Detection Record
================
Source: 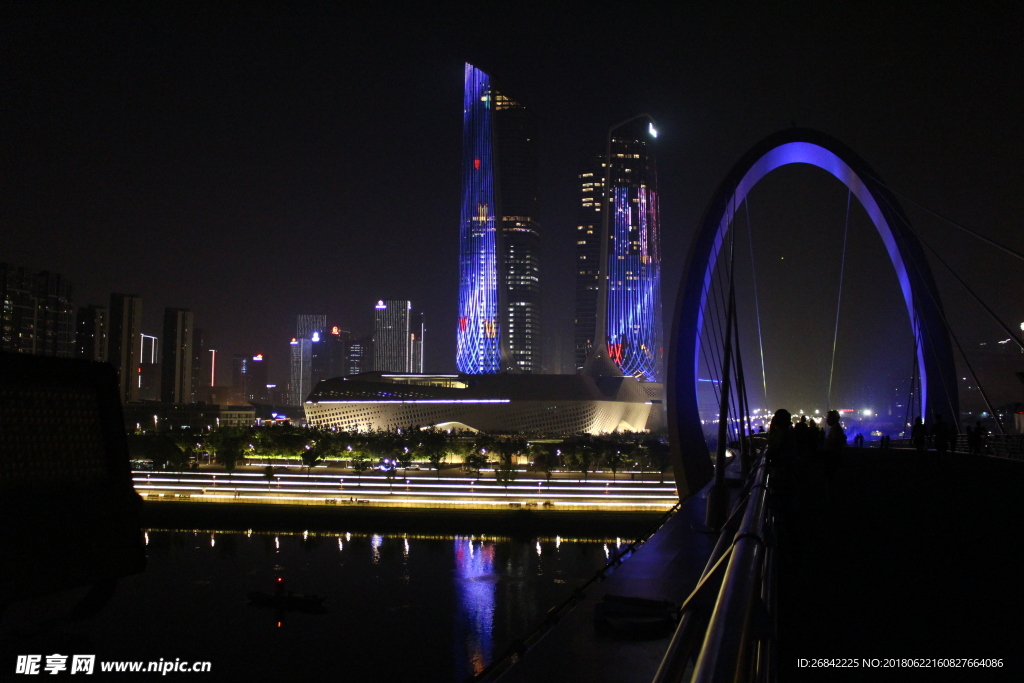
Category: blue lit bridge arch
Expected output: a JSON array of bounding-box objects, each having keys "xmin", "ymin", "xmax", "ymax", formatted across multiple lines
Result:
[{"xmin": 668, "ymin": 128, "xmax": 959, "ymax": 496}]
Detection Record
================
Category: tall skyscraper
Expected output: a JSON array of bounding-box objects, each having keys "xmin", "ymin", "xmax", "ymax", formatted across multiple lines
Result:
[
  {"xmin": 347, "ymin": 336, "xmax": 373, "ymax": 375},
  {"xmin": 410, "ymin": 311, "xmax": 425, "ymax": 374},
  {"xmin": 108, "ymin": 293, "xmax": 142, "ymax": 403},
  {"xmin": 456, "ymin": 63, "xmax": 541, "ymax": 375},
  {"xmin": 575, "ymin": 116, "xmax": 662, "ymax": 382},
  {"xmin": 290, "ymin": 314, "xmax": 326, "ymax": 406},
  {"xmin": 0, "ymin": 263, "xmax": 75, "ymax": 358},
  {"xmin": 574, "ymin": 158, "xmax": 605, "ymax": 371},
  {"xmin": 374, "ymin": 300, "xmax": 411, "ymax": 372},
  {"xmin": 161, "ymin": 308, "xmax": 194, "ymax": 404},
  {"xmin": 289, "ymin": 338, "xmax": 312, "ymax": 406},
  {"xmin": 75, "ymin": 304, "xmax": 109, "ymax": 362}
]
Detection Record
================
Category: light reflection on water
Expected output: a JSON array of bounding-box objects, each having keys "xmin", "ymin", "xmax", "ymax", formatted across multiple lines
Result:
[{"xmin": 112, "ymin": 528, "xmax": 629, "ymax": 680}]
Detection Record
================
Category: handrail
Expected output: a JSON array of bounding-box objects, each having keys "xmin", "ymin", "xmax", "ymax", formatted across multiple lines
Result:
[
  {"xmin": 652, "ymin": 450, "xmax": 767, "ymax": 683},
  {"xmin": 691, "ymin": 456, "xmax": 774, "ymax": 683}
]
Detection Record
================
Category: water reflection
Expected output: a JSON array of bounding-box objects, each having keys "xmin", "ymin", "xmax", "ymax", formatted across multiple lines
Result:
[
  {"xmin": 118, "ymin": 528, "xmax": 631, "ymax": 679},
  {"xmin": 454, "ymin": 537, "xmax": 496, "ymax": 675}
]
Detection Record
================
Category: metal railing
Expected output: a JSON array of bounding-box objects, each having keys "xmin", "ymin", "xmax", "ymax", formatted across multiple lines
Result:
[
  {"xmin": 652, "ymin": 451, "xmax": 776, "ymax": 683},
  {"xmin": 886, "ymin": 434, "xmax": 1024, "ymax": 460}
]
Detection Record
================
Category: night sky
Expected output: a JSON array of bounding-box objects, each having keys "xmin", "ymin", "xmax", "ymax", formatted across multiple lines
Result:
[{"xmin": 3, "ymin": 4, "xmax": 1022, "ymax": 414}]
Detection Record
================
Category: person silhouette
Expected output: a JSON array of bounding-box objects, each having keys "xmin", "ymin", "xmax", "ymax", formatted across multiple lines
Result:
[
  {"xmin": 824, "ymin": 410, "xmax": 846, "ymax": 479},
  {"xmin": 911, "ymin": 416, "xmax": 927, "ymax": 454}
]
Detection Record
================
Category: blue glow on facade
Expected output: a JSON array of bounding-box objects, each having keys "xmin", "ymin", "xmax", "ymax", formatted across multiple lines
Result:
[
  {"xmin": 606, "ymin": 185, "xmax": 662, "ymax": 381},
  {"xmin": 457, "ymin": 64, "xmax": 500, "ymax": 374}
]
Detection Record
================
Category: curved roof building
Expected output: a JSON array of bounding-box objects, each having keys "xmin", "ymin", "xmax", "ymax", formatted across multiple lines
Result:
[{"xmin": 303, "ymin": 373, "xmax": 655, "ymax": 435}]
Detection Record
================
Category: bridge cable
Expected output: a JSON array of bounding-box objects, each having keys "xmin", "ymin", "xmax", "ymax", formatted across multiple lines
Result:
[
  {"xmin": 871, "ymin": 194, "xmax": 1003, "ymax": 433},
  {"xmin": 699, "ymin": 258, "xmax": 727, "ymax": 409},
  {"xmin": 900, "ymin": 220, "xmax": 1024, "ymax": 352},
  {"xmin": 864, "ymin": 174, "xmax": 1024, "ymax": 263},
  {"xmin": 744, "ymin": 198, "xmax": 769, "ymax": 412},
  {"xmin": 826, "ymin": 189, "xmax": 853, "ymax": 411}
]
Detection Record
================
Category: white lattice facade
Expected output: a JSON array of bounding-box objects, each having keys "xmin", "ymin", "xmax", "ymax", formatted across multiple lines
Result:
[{"xmin": 303, "ymin": 373, "xmax": 652, "ymax": 435}]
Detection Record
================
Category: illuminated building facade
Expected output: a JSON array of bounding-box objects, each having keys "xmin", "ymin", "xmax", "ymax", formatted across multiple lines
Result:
[
  {"xmin": 289, "ymin": 338, "xmax": 312, "ymax": 406},
  {"xmin": 374, "ymin": 300, "xmax": 412, "ymax": 372},
  {"xmin": 304, "ymin": 372, "xmax": 652, "ymax": 435},
  {"xmin": 160, "ymin": 308, "xmax": 194, "ymax": 404},
  {"xmin": 347, "ymin": 336, "xmax": 373, "ymax": 375},
  {"xmin": 0, "ymin": 263, "xmax": 75, "ymax": 358},
  {"xmin": 576, "ymin": 117, "xmax": 662, "ymax": 381},
  {"xmin": 573, "ymin": 158, "xmax": 605, "ymax": 371},
  {"xmin": 457, "ymin": 63, "xmax": 541, "ymax": 375}
]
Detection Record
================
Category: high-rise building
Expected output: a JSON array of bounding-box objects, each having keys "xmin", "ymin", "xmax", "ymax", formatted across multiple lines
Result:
[
  {"xmin": 289, "ymin": 338, "xmax": 312, "ymax": 406},
  {"xmin": 313, "ymin": 325, "xmax": 349, "ymax": 384},
  {"xmin": 75, "ymin": 304, "xmax": 109, "ymax": 362},
  {"xmin": 108, "ymin": 293, "xmax": 142, "ymax": 403},
  {"xmin": 0, "ymin": 263, "xmax": 75, "ymax": 358},
  {"xmin": 456, "ymin": 63, "xmax": 541, "ymax": 375},
  {"xmin": 161, "ymin": 308, "xmax": 194, "ymax": 404},
  {"xmin": 574, "ymin": 158, "xmax": 605, "ymax": 371},
  {"xmin": 233, "ymin": 353, "xmax": 269, "ymax": 404},
  {"xmin": 347, "ymin": 336, "xmax": 373, "ymax": 375},
  {"xmin": 374, "ymin": 300, "xmax": 411, "ymax": 372},
  {"xmin": 297, "ymin": 314, "xmax": 327, "ymax": 341},
  {"xmin": 138, "ymin": 333, "xmax": 160, "ymax": 401},
  {"xmin": 576, "ymin": 116, "xmax": 662, "ymax": 381},
  {"xmin": 190, "ymin": 327, "xmax": 208, "ymax": 402},
  {"xmin": 410, "ymin": 312, "xmax": 425, "ymax": 374}
]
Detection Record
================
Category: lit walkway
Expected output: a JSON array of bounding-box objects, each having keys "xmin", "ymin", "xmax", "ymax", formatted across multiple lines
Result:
[{"xmin": 134, "ymin": 469, "xmax": 679, "ymax": 512}]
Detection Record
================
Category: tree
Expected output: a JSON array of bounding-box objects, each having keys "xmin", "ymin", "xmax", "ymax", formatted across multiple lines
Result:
[
  {"xmin": 417, "ymin": 427, "xmax": 449, "ymax": 479},
  {"xmin": 646, "ymin": 437, "xmax": 671, "ymax": 484},
  {"xmin": 493, "ymin": 436, "xmax": 526, "ymax": 491},
  {"xmin": 301, "ymin": 442, "xmax": 325, "ymax": 474},
  {"xmin": 563, "ymin": 438, "xmax": 595, "ymax": 481},
  {"xmin": 463, "ymin": 452, "xmax": 489, "ymax": 477},
  {"xmin": 605, "ymin": 444, "xmax": 628, "ymax": 481},
  {"xmin": 205, "ymin": 427, "xmax": 248, "ymax": 473},
  {"xmin": 350, "ymin": 452, "xmax": 370, "ymax": 486},
  {"xmin": 529, "ymin": 443, "xmax": 556, "ymax": 485}
]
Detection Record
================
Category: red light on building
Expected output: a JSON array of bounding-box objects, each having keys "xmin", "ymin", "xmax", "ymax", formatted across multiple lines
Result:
[{"xmin": 474, "ymin": 158, "xmax": 481, "ymax": 170}]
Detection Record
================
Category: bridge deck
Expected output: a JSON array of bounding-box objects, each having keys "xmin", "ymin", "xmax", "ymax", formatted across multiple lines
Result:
[
  {"xmin": 778, "ymin": 447, "xmax": 1024, "ymax": 679},
  {"xmin": 496, "ymin": 448, "xmax": 1024, "ymax": 681}
]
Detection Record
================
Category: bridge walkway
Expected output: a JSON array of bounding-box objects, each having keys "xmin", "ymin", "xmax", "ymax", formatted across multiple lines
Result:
[{"xmin": 777, "ymin": 447, "xmax": 1024, "ymax": 680}]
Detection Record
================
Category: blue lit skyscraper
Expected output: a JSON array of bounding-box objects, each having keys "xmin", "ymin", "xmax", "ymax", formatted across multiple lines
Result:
[
  {"xmin": 578, "ymin": 116, "xmax": 662, "ymax": 381},
  {"xmin": 457, "ymin": 63, "xmax": 541, "ymax": 374}
]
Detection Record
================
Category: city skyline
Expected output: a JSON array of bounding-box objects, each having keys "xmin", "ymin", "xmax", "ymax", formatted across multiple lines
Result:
[{"xmin": 3, "ymin": 5, "xmax": 1022, "ymax": 412}]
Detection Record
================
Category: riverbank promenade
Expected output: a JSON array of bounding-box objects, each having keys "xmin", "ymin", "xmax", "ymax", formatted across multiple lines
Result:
[{"xmin": 134, "ymin": 463, "xmax": 678, "ymax": 513}]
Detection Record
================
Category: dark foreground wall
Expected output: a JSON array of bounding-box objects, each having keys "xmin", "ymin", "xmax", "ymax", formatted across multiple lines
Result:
[{"xmin": 142, "ymin": 501, "xmax": 664, "ymax": 539}]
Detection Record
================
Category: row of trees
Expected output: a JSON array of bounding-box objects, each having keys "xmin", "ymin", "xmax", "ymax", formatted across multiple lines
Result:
[{"xmin": 127, "ymin": 426, "xmax": 673, "ymax": 483}]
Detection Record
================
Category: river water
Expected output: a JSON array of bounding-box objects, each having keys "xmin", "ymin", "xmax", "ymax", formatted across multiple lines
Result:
[{"xmin": 4, "ymin": 527, "xmax": 637, "ymax": 681}]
